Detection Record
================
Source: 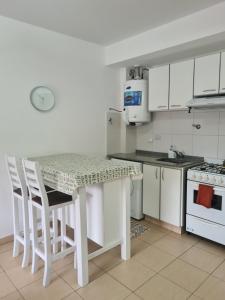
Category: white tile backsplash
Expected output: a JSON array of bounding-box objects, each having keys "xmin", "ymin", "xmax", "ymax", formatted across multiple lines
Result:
[
  {"xmin": 218, "ymin": 135, "xmax": 225, "ymax": 159},
  {"xmin": 171, "ymin": 134, "xmax": 193, "ymax": 155},
  {"xmin": 193, "ymin": 111, "xmax": 220, "ymax": 135},
  {"xmin": 219, "ymin": 112, "xmax": 225, "ymax": 135},
  {"xmin": 136, "ymin": 110, "xmax": 224, "ymax": 160},
  {"xmin": 192, "ymin": 135, "xmax": 218, "ymax": 158}
]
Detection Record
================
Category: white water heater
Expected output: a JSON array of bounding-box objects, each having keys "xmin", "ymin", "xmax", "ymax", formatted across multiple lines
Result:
[{"xmin": 124, "ymin": 79, "xmax": 150, "ymax": 126}]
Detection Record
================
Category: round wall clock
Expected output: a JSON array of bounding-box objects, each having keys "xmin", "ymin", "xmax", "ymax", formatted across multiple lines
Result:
[{"xmin": 30, "ymin": 86, "xmax": 55, "ymax": 112}]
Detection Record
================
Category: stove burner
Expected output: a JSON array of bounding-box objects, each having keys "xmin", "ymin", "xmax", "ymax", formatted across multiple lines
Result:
[{"xmin": 191, "ymin": 163, "xmax": 225, "ymax": 175}]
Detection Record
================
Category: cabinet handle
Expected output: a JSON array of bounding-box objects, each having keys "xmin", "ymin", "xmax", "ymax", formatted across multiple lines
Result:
[
  {"xmin": 221, "ymin": 88, "xmax": 225, "ymax": 90},
  {"xmin": 162, "ymin": 168, "xmax": 164, "ymax": 181},
  {"xmin": 170, "ymin": 105, "xmax": 181, "ymax": 107},
  {"xmin": 157, "ymin": 105, "xmax": 167, "ymax": 108},
  {"xmin": 155, "ymin": 168, "xmax": 158, "ymax": 179},
  {"xmin": 202, "ymin": 89, "xmax": 216, "ymax": 92}
]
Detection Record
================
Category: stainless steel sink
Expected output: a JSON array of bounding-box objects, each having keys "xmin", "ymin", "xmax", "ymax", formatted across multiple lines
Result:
[{"xmin": 157, "ymin": 158, "xmax": 191, "ymax": 164}]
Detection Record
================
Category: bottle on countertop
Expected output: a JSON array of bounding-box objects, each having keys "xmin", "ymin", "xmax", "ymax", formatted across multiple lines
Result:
[{"xmin": 168, "ymin": 145, "xmax": 177, "ymax": 159}]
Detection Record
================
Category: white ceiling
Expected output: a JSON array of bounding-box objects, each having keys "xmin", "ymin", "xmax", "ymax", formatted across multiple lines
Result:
[{"xmin": 0, "ymin": 0, "xmax": 224, "ymax": 45}]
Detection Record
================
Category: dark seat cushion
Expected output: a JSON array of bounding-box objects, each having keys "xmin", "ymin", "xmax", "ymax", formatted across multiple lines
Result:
[
  {"xmin": 14, "ymin": 185, "xmax": 54, "ymax": 197},
  {"xmin": 32, "ymin": 191, "xmax": 72, "ymax": 207}
]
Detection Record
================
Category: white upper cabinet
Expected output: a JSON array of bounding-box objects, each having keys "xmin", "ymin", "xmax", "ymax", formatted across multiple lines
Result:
[
  {"xmin": 194, "ymin": 53, "xmax": 220, "ymax": 96},
  {"xmin": 220, "ymin": 51, "xmax": 225, "ymax": 94},
  {"xmin": 148, "ymin": 65, "xmax": 169, "ymax": 111},
  {"xmin": 169, "ymin": 59, "xmax": 194, "ymax": 110}
]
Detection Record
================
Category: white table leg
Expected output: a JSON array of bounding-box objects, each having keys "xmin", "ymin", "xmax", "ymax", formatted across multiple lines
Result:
[
  {"xmin": 121, "ymin": 176, "xmax": 131, "ymax": 260},
  {"xmin": 74, "ymin": 187, "xmax": 89, "ymax": 287}
]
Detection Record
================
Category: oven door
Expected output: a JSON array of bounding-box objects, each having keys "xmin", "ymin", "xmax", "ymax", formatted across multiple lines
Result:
[{"xmin": 187, "ymin": 180, "xmax": 225, "ymax": 226}]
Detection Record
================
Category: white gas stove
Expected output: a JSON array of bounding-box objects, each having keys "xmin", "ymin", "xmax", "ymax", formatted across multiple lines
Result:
[
  {"xmin": 186, "ymin": 162, "xmax": 225, "ymax": 245},
  {"xmin": 187, "ymin": 163, "xmax": 225, "ymax": 187}
]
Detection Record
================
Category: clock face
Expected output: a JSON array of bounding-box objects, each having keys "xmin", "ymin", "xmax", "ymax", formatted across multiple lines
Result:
[{"xmin": 30, "ymin": 86, "xmax": 55, "ymax": 111}]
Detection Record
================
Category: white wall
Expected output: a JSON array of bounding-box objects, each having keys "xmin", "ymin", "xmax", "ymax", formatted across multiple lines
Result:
[
  {"xmin": 0, "ymin": 16, "xmax": 120, "ymax": 238},
  {"xmin": 137, "ymin": 110, "xmax": 225, "ymax": 162}
]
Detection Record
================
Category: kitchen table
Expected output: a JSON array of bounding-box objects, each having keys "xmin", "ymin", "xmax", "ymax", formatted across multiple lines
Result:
[{"xmin": 32, "ymin": 153, "xmax": 142, "ymax": 286}]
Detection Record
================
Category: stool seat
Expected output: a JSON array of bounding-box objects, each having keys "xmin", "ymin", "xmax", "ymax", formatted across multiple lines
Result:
[{"xmin": 33, "ymin": 191, "xmax": 72, "ymax": 207}]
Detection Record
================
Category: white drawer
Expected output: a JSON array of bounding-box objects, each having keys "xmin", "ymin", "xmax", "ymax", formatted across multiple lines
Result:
[{"xmin": 186, "ymin": 214, "xmax": 225, "ymax": 245}]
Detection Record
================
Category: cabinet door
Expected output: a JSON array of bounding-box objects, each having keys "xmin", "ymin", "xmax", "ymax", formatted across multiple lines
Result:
[
  {"xmin": 160, "ymin": 167, "xmax": 181, "ymax": 227},
  {"xmin": 169, "ymin": 59, "xmax": 194, "ymax": 110},
  {"xmin": 220, "ymin": 51, "xmax": 225, "ymax": 94},
  {"xmin": 143, "ymin": 164, "xmax": 160, "ymax": 219},
  {"xmin": 148, "ymin": 65, "xmax": 169, "ymax": 111},
  {"xmin": 194, "ymin": 53, "xmax": 220, "ymax": 96}
]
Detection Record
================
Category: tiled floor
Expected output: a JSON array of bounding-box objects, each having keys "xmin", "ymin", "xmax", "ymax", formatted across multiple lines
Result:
[{"xmin": 1, "ymin": 221, "xmax": 225, "ymax": 299}]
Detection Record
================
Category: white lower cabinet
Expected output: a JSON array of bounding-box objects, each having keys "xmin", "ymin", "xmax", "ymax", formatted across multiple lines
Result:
[
  {"xmin": 143, "ymin": 164, "xmax": 160, "ymax": 219},
  {"xmin": 160, "ymin": 167, "xmax": 182, "ymax": 227},
  {"xmin": 143, "ymin": 164, "xmax": 182, "ymax": 227}
]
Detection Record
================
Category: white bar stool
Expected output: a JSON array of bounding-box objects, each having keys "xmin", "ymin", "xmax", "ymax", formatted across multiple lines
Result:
[
  {"xmin": 22, "ymin": 159, "xmax": 76, "ymax": 287},
  {"xmin": 6, "ymin": 156, "xmax": 30, "ymax": 268}
]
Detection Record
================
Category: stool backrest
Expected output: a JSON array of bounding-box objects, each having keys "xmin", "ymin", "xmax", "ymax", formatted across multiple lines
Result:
[
  {"xmin": 6, "ymin": 155, "xmax": 27, "ymax": 199},
  {"xmin": 22, "ymin": 159, "xmax": 49, "ymax": 210}
]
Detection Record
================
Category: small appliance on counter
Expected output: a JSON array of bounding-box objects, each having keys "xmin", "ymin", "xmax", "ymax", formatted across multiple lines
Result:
[{"xmin": 186, "ymin": 162, "xmax": 225, "ymax": 245}]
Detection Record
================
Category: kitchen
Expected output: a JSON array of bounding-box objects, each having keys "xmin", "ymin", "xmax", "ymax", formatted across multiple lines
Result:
[{"xmin": 1, "ymin": 1, "xmax": 225, "ymax": 300}]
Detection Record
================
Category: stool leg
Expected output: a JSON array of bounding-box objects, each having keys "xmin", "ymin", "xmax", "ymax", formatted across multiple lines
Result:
[
  {"xmin": 31, "ymin": 205, "xmax": 38, "ymax": 274},
  {"xmin": 61, "ymin": 207, "xmax": 66, "ymax": 251},
  {"xmin": 22, "ymin": 200, "xmax": 30, "ymax": 268},
  {"xmin": 12, "ymin": 196, "xmax": 20, "ymax": 257},
  {"xmin": 52, "ymin": 210, "xmax": 58, "ymax": 254},
  {"xmin": 42, "ymin": 210, "xmax": 52, "ymax": 287}
]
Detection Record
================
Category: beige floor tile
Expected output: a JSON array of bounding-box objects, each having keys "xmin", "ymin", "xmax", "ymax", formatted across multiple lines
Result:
[
  {"xmin": 135, "ymin": 274, "xmax": 190, "ymax": 300},
  {"xmin": 20, "ymin": 276, "xmax": 73, "ymax": 300},
  {"xmin": 56, "ymin": 261, "xmax": 103, "ymax": 290},
  {"xmin": 124, "ymin": 293, "xmax": 141, "ymax": 300},
  {"xmin": 153, "ymin": 235, "xmax": 193, "ymax": 257},
  {"xmin": 107, "ymin": 238, "xmax": 149, "ymax": 259},
  {"xmin": 134, "ymin": 245, "xmax": 175, "ymax": 272},
  {"xmin": 6, "ymin": 264, "xmax": 45, "ymax": 289},
  {"xmin": 160, "ymin": 259, "xmax": 208, "ymax": 293},
  {"xmin": 194, "ymin": 275, "xmax": 225, "ymax": 300},
  {"xmin": 0, "ymin": 242, "xmax": 13, "ymax": 254},
  {"xmin": 0, "ymin": 266, "xmax": 3, "ymax": 273},
  {"xmin": 195, "ymin": 240, "xmax": 225, "ymax": 258},
  {"xmin": 108, "ymin": 258, "xmax": 155, "ymax": 290},
  {"xmin": 137, "ymin": 228, "xmax": 167, "ymax": 244},
  {"xmin": 77, "ymin": 273, "xmax": 130, "ymax": 300},
  {"xmin": 145, "ymin": 221, "xmax": 170, "ymax": 234},
  {"xmin": 188, "ymin": 295, "xmax": 201, "ymax": 300},
  {"xmin": 0, "ymin": 251, "xmax": 23, "ymax": 271},
  {"xmin": 0, "ymin": 273, "xmax": 16, "ymax": 298},
  {"xmin": 130, "ymin": 238, "xmax": 150, "ymax": 256},
  {"xmin": 0, "ymin": 290, "xmax": 24, "ymax": 300},
  {"xmin": 169, "ymin": 232, "xmax": 199, "ymax": 246},
  {"xmin": 213, "ymin": 260, "xmax": 225, "ymax": 281},
  {"xmin": 52, "ymin": 253, "xmax": 74, "ymax": 271},
  {"xmin": 91, "ymin": 249, "xmax": 122, "ymax": 271},
  {"xmin": 62, "ymin": 291, "xmax": 82, "ymax": 300},
  {"xmin": 180, "ymin": 246, "xmax": 224, "ymax": 273}
]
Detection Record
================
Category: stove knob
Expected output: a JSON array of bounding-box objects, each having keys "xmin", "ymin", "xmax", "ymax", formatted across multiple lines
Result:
[
  {"xmin": 199, "ymin": 175, "xmax": 203, "ymax": 180},
  {"xmin": 213, "ymin": 176, "xmax": 217, "ymax": 184},
  {"xmin": 220, "ymin": 177, "xmax": 224, "ymax": 185},
  {"xmin": 205, "ymin": 175, "xmax": 209, "ymax": 182}
]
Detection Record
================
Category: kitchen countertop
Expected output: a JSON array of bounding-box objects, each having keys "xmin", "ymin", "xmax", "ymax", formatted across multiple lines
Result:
[{"xmin": 108, "ymin": 150, "xmax": 204, "ymax": 170}]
